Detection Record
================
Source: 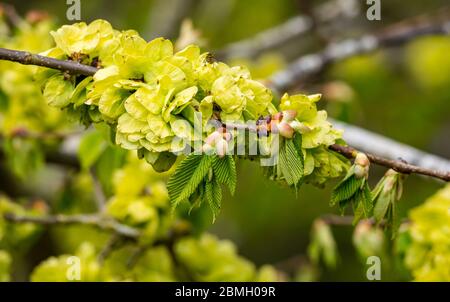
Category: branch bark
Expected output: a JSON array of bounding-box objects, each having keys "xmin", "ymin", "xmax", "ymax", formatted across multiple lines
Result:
[
  {"xmin": 3, "ymin": 213, "xmax": 140, "ymax": 238},
  {"xmin": 223, "ymin": 120, "xmax": 450, "ymax": 182},
  {"xmin": 320, "ymin": 214, "xmax": 410, "ymax": 227},
  {"xmin": 331, "ymin": 119, "xmax": 450, "ymax": 181},
  {"xmin": 215, "ymin": 0, "xmax": 361, "ymax": 60},
  {"xmin": 0, "ymin": 48, "xmax": 98, "ymax": 76},
  {"xmin": 329, "ymin": 144, "xmax": 450, "ymax": 181},
  {"xmin": 268, "ymin": 19, "xmax": 450, "ymax": 92}
]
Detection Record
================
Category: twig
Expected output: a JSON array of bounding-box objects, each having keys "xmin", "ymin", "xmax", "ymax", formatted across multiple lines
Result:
[
  {"xmin": 144, "ymin": 0, "xmax": 197, "ymax": 40},
  {"xmin": 98, "ymin": 234, "xmax": 125, "ymax": 263},
  {"xmin": 0, "ymin": 48, "xmax": 98, "ymax": 76},
  {"xmin": 320, "ymin": 214, "xmax": 410, "ymax": 227},
  {"xmin": 215, "ymin": 0, "xmax": 360, "ymax": 60},
  {"xmin": 331, "ymin": 119, "xmax": 450, "ymax": 180},
  {"xmin": 90, "ymin": 168, "xmax": 107, "ymax": 212},
  {"xmin": 268, "ymin": 19, "xmax": 450, "ymax": 92},
  {"xmin": 329, "ymin": 144, "xmax": 450, "ymax": 182},
  {"xmin": 3, "ymin": 213, "xmax": 140, "ymax": 238},
  {"xmin": 0, "ymin": 129, "xmax": 82, "ymax": 140},
  {"xmin": 223, "ymin": 120, "xmax": 450, "ymax": 182},
  {"xmin": 320, "ymin": 215, "xmax": 355, "ymax": 226},
  {"xmin": 0, "ymin": 3, "xmax": 23, "ymax": 28}
]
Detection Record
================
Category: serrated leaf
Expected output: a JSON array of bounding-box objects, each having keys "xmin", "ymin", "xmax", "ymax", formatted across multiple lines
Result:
[
  {"xmin": 167, "ymin": 154, "xmax": 212, "ymax": 207},
  {"xmin": 373, "ymin": 191, "xmax": 391, "ymax": 223},
  {"xmin": 362, "ymin": 181, "xmax": 373, "ymax": 216},
  {"xmin": 278, "ymin": 136, "xmax": 304, "ymax": 188},
  {"xmin": 204, "ymin": 177, "xmax": 222, "ymax": 222},
  {"xmin": 286, "ymin": 135, "xmax": 304, "ymax": 185},
  {"xmin": 331, "ymin": 174, "xmax": 363, "ymax": 206},
  {"xmin": 212, "ymin": 156, "xmax": 237, "ymax": 195},
  {"xmin": 389, "ymin": 200, "xmax": 400, "ymax": 239},
  {"xmin": 351, "ymin": 181, "xmax": 372, "ymax": 224}
]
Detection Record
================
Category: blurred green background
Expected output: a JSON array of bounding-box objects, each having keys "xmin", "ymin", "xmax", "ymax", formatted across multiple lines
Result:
[{"xmin": 2, "ymin": 0, "xmax": 450, "ymax": 281}]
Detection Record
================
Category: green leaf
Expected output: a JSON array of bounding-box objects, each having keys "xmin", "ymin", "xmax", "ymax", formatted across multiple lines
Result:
[
  {"xmin": 388, "ymin": 200, "xmax": 399, "ymax": 239},
  {"xmin": 167, "ymin": 154, "xmax": 213, "ymax": 207},
  {"xmin": 278, "ymin": 135, "xmax": 304, "ymax": 188},
  {"xmin": 361, "ymin": 181, "xmax": 373, "ymax": 216},
  {"xmin": 78, "ymin": 131, "xmax": 108, "ymax": 170},
  {"xmin": 352, "ymin": 181, "xmax": 372, "ymax": 224},
  {"xmin": 373, "ymin": 191, "xmax": 391, "ymax": 223},
  {"xmin": 330, "ymin": 174, "xmax": 363, "ymax": 206},
  {"xmin": 204, "ymin": 178, "xmax": 223, "ymax": 222},
  {"xmin": 212, "ymin": 156, "xmax": 237, "ymax": 195}
]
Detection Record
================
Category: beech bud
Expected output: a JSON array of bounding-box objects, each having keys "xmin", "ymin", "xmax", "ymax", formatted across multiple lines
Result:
[
  {"xmin": 277, "ymin": 121, "xmax": 294, "ymax": 139},
  {"xmin": 223, "ymin": 132, "xmax": 233, "ymax": 142},
  {"xmin": 354, "ymin": 165, "xmax": 368, "ymax": 179},
  {"xmin": 290, "ymin": 120, "xmax": 312, "ymax": 133},
  {"xmin": 355, "ymin": 152, "xmax": 370, "ymax": 168},
  {"xmin": 205, "ymin": 131, "xmax": 222, "ymax": 146},
  {"xmin": 257, "ymin": 123, "xmax": 269, "ymax": 137},
  {"xmin": 272, "ymin": 112, "xmax": 283, "ymax": 122},
  {"xmin": 215, "ymin": 139, "xmax": 228, "ymax": 158},
  {"xmin": 282, "ymin": 110, "xmax": 297, "ymax": 122}
]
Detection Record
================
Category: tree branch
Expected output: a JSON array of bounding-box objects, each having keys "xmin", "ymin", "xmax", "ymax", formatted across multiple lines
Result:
[
  {"xmin": 3, "ymin": 213, "xmax": 140, "ymax": 238},
  {"xmin": 0, "ymin": 48, "xmax": 98, "ymax": 76},
  {"xmin": 223, "ymin": 120, "xmax": 450, "ymax": 182},
  {"xmin": 268, "ymin": 18, "xmax": 450, "ymax": 92},
  {"xmin": 0, "ymin": 3, "xmax": 23, "ymax": 28},
  {"xmin": 320, "ymin": 214, "xmax": 410, "ymax": 227},
  {"xmin": 329, "ymin": 144, "xmax": 450, "ymax": 181},
  {"xmin": 0, "ymin": 23, "xmax": 448, "ymax": 181},
  {"xmin": 331, "ymin": 119, "xmax": 450, "ymax": 180},
  {"xmin": 90, "ymin": 168, "xmax": 107, "ymax": 212},
  {"xmin": 215, "ymin": 0, "xmax": 361, "ymax": 60}
]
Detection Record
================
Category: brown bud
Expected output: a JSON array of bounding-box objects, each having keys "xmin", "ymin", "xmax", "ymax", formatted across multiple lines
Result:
[
  {"xmin": 277, "ymin": 121, "xmax": 294, "ymax": 139},
  {"xmin": 355, "ymin": 152, "xmax": 370, "ymax": 168},
  {"xmin": 282, "ymin": 110, "xmax": 297, "ymax": 122},
  {"xmin": 355, "ymin": 164, "xmax": 370, "ymax": 179},
  {"xmin": 223, "ymin": 132, "xmax": 233, "ymax": 142},
  {"xmin": 215, "ymin": 139, "xmax": 228, "ymax": 158},
  {"xmin": 272, "ymin": 112, "xmax": 283, "ymax": 122},
  {"xmin": 205, "ymin": 131, "xmax": 222, "ymax": 146}
]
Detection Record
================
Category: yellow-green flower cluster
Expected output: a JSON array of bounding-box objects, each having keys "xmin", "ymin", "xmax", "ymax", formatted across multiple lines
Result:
[
  {"xmin": 31, "ymin": 234, "xmax": 280, "ymax": 282},
  {"xmin": 105, "ymin": 155, "xmax": 173, "ymax": 243},
  {"xmin": 403, "ymin": 184, "xmax": 450, "ymax": 281},
  {"xmin": 40, "ymin": 20, "xmax": 346, "ymax": 184},
  {"xmin": 0, "ymin": 16, "xmax": 68, "ymax": 134},
  {"xmin": 40, "ymin": 20, "xmax": 276, "ymax": 154},
  {"xmin": 279, "ymin": 93, "xmax": 348, "ymax": 185},
  {"xmin": 0, "ymin": 196, "xmax": 45, "ymax": 252},
  {"xmin": 174, "ymin": 234, "xmax": 280, "ymax": 282}
]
